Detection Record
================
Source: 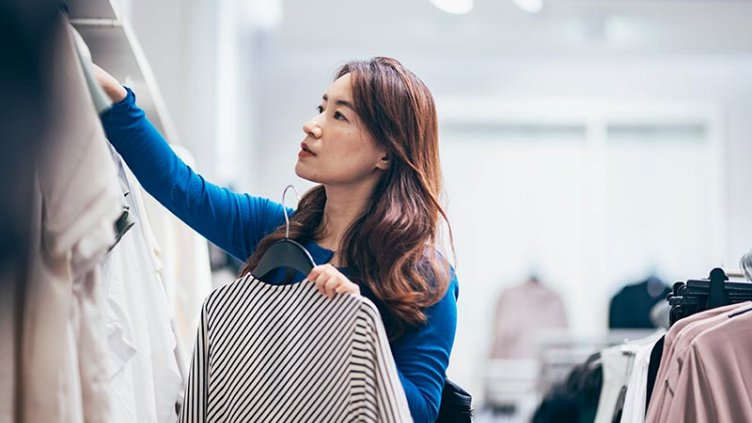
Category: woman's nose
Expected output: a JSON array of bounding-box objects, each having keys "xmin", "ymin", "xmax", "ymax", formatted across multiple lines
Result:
[{"xmin": 302, "ymin": 119, "xmax": 323, "ymax": 138}]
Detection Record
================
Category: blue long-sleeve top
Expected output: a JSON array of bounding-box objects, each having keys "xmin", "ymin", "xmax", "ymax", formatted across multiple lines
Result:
[{"xmin": 101, "ymin": 88, "xmax": 458, "ymax": 423}]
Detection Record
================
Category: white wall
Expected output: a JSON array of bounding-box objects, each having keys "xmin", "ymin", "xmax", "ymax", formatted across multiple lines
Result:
[{"xmin": 120, "ymin": 0, "xmax": 220, "ymax": 177}]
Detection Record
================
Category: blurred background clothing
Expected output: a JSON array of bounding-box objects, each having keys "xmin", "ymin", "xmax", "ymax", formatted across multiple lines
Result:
[
  {"xmin": 1, "ymin": 2, "xmax": 58, "ymax": 420},
  {"xmin": 490, "ymin": 278, "xmax": 568, "ymax": 359},
  {"xmin": 609, "ymin": 277, "xmax": 671, "ymax": 329}
]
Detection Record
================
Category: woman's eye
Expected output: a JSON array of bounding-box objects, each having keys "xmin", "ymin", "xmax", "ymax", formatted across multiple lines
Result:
[
  {"xmin": 316, "ymin": 105, "xmax": 324, "ymax": 114},
  {"xmin": 334, "ymin": 111, "xmax": 346, "ymax": 121}
]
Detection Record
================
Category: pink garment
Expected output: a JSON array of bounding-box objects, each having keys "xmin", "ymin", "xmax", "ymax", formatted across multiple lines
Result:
[
  {"xmin": 490, "ymin": 279, "xmax": 568, "ymax": 359},
  {"xmin": 664, "ymin": 307, "xmax": 752, "ymax": 422},
  {"xmin": 645, "ymin": 302, "xmax": 752, "ymax": 423}
]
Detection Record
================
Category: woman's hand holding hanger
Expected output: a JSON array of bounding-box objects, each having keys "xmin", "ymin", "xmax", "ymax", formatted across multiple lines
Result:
[{"xmin": 307, "ymin": 264, "xmax": 360, "ymax": 299}]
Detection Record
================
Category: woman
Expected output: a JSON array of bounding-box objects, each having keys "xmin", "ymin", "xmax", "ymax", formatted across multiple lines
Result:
[{"xmin": 95, "ymin": 57, "xmax": 458, "ymax": 422}]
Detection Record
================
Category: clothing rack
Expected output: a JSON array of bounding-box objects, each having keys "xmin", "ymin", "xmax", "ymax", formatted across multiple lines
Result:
[
  {"xmin": 69, "ymin": 18, "xmax": 121, "ymax": 28},
  {"xmin": 667, "ymin": 267, "xmax": 752, "ymax": 325}
]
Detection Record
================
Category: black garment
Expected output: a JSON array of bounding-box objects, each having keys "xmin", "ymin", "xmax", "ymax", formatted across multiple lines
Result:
[
  {"xmin": 533, "ymin": 353, "xmax": 603, "ymax": 423},
  {"xmin": 609, "ymin": 278, "xmax": 671, "ymax": 329},
  {"xmin": 645, "ymin": 335, "xmax": 665, "ymax": 412}
]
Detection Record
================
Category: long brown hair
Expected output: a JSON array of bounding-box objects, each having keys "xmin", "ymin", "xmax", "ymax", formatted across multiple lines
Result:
[{"xmin": 242, "ymin": 57, "xmax": 453, "ymax": 338}]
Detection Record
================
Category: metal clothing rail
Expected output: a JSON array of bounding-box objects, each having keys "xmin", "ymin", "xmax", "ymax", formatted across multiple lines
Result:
[{"xmin": 69, "ymin": 18, "xmax": 122, "ymax": 28}]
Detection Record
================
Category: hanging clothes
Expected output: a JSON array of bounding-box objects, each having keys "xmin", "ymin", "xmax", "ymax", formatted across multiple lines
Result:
[
  {"xmin": 593, "ymin": 347, "xmax": 632, "ymax": 423},
  {"xmin": 122, "ymin": 157, "xmax": 186, "ymax": 385},
  {"xmin": 140, "ymin": 144, "xmax": 213, "ymax": 369},
  {"xmin": 643, "ymin": 337, "xmax": 664, "ymax": 412},
  {"xmin": 0, "ymin": 270, "xmax": 14, "ymax": 422},
  {"xmin": 532, "ymin": 352, "xmax": 603, "ymax": 423},
  {"xmin": 644, "ymin": 302, "xmax": 746, "ymax": 421},
  {"xmin": 21, "ymin": 13, "xmax": 123, "ymax": 422},
  {"xmin": 661, "ymin": 306, "xmax": 752, "ymax": 421},
  {"xmin": 180, "ymin": 273, "xmax": 412, "ymax": 423},
  {"xmin": 593, "ymin": 332, "xmax": 663, "ymax": 423},
  {"xmin": 645, "ymin": 302, "xmax": 752, "ymax": 422},
  {"xmin": 490, "ymin": 278, "xmax": 568, "ymax": 359},
  {"xmin": 69, "ymin": 25, "xmax": 112, "ymax": 114},
  {"xmin": 618, "ymin": 338, "xmax": 660, "ymax": 423},
  {"xmin": 102, "ymin": 153, "xmax": 184, "ymax": 423}
]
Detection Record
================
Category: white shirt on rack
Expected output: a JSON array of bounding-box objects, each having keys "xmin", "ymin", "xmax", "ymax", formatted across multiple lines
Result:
[
  {"xmin": 620, "ymin": 339, "xmax": 659, "ymax": 423},
  {"xmin": 595, "ymin": 331, "xmax": 664, "ymax": 423},
  {"xmin": 102, "ymin": 154, "xmax": 184, "ymax": 423}
]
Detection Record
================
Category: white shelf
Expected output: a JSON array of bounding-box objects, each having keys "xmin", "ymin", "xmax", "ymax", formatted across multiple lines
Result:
[
  {"xmin": 64, "ymin": 0, "xmax": 179, "ymax": 143},
  {"xmin": 65, "ymin": 0, "xmax": 119, "ymax": 21}
]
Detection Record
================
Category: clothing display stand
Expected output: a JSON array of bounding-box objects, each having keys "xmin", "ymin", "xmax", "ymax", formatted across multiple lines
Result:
[{"xmin": 64, "ymin": 0, "xmax": 179, "ymax": 143}]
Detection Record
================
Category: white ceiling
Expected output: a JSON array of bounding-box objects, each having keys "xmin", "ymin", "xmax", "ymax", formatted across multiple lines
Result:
[{"xmin": 261, "ymin": 0, "xmax": 752, "ymax": 56}]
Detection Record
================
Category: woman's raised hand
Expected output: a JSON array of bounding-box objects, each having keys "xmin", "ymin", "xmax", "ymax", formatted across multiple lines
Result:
[{"xmin": 92, "ymin": 63, "xmax": 128, "ymax": 103}]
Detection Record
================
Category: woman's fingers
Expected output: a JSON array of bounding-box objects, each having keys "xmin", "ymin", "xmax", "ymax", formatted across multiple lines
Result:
[
  {"xmin": 309, "ymin": 265, "xmax": 332, "ymax": 296},
  {"xmin": 335, "ymin": 282, "xmax": 359, "ymax": 295},
  {"xmin": 307, "ymin": 264, "xmax": 359, "ymax": 298},
  {"xmin": 92, "ymin": 63, "xmax": 128, "ymax": 102},
  {"xmin": 324, "ymin": 275, "xmax": 339, "ymax": 298},
  {"xmin": 309, "ymin": 267, "xmax": 327, "ymax": 295}
]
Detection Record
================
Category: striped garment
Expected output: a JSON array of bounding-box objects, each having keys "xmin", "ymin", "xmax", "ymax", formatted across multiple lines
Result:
[{"xmin": 179, "ymin": 273, "xmax": 413, "ymax": 422}]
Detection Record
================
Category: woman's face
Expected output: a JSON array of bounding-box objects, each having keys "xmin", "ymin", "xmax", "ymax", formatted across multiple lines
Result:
[{"xmin": 295, "ymin": 74, "xmax": 388, "ymax": 187}]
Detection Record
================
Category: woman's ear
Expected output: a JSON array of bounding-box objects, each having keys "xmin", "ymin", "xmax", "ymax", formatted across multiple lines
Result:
[{"xmin": 376, "ymin": 152, "xmax": 390, "ymax": 171}]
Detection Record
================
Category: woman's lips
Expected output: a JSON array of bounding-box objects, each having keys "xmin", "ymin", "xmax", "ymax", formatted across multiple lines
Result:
[{"xmin": 299, "ymin": 142, "xmax": 315, "ymax": 158}]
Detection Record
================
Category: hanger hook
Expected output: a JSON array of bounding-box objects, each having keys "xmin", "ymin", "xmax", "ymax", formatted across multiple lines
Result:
[{"xmin": 281, "ymin": 185, "xmax": 301, "ymax": 239}]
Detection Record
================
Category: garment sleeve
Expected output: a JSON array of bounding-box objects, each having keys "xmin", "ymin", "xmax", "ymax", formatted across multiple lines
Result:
[
  {"xmin": 100, "ymin": 87, "xmax": 289, "ymax": 260},
  {"xmin": 180, "ymin": 299, "xmax": 210, "ymax": 423},
  {"xmin": 392, "ymin": 271, "xmax": 459, "ymax": 423}
]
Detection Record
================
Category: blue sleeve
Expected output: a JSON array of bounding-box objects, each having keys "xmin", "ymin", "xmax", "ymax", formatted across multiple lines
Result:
[
  {"xmin": 393, "ymin": 270, "xmax": 459, "ymax": 422},
  {"xmin": 100, "ymin": 87, "xmax": 288, "ymax": 261}
]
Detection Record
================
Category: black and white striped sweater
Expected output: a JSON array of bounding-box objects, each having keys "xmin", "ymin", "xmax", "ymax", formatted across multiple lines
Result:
[{"xmin": 179, "ymin": 273, "xmax": 412, "ymax": 423}]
